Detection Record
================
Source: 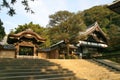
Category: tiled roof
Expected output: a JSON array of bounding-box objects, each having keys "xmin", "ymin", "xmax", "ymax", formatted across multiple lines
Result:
[
  {"xmin": 79, "ymin": 22, "xmax": 107, "ymax": 38},
  {"xmin": 50, "ymin": 40, "xmax": 64, "ymax": 48},
  {"xmin": 108, "ymin": 0, "xmax": 120, "ymax": 14},
  {"xmin": 7, "ymin": 29, "xmax": 46, "ymax": 44}
]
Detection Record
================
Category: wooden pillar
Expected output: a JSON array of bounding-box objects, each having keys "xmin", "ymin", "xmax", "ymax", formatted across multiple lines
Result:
[{"xmin": 67, "ymin": 43, "xmax": 70, "ymax": 57}]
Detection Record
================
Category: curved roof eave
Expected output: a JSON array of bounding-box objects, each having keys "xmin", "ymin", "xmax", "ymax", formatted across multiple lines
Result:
[
  {"xmin": 8, "ymin": 29, "xmax": 46, "ymax": 42},
  {"xmin": 80, "ymin": 22, "xmax": 107, "ymax": 39}
]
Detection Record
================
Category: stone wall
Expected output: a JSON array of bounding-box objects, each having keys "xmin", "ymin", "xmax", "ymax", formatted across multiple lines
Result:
[{"xmin": 0, "ymin": 50, "xmax": 15, "ymax": 58}]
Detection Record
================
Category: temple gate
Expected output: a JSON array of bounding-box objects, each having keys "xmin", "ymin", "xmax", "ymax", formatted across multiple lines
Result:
[{"xmin": 7, "ymin": 29, "xmax": 46, "ymax": 58}]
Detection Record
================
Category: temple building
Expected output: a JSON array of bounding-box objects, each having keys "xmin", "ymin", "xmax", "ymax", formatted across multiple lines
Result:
[
  {"xmin": 75, "ymin": 22, "xmax": 108, "ymax": 58},
  {"xmin": 108, "ymin": 0, "xmax": 120, "ymax": 14},
  {"xmin": 0, "ymin": 22, "xmax": 108, "ymax": 59},
  {"xmin": 46, "ymin": 22, "xmax": 108, "ymax": 59}
]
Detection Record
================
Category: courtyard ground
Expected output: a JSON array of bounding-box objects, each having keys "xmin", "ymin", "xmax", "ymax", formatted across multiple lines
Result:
[{"xmin": 49, "ymin": 59, "xmax": 120, "ymax": 80}]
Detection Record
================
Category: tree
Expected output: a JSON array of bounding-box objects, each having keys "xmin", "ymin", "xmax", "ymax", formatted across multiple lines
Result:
[
  {"xmin": 0, "ymin": 0, "xmax": 34, "ymax": 16},
  {"xmin": 48, "ymin": 11, "xmax": 86, "ymax": 44},
  {"xmin": 107, "ymin": 24, "xmax": 120, "ymax": 51},
  {"xmin": 49, "ymin": 10, "xmax": 74, "ymax": 27},
  {"xmin": 83, "ymin": 6, "xmax": 111, "ymax": 29},
  {"xmin": 0, "ymin": 19, "xmax": 6, "ymax": 41},
  {"xmin": 13, "ymin": 22, "xmax": 44, "ymax": 35}
]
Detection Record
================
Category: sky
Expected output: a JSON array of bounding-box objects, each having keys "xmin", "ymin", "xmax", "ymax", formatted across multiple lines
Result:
[{"xmin": 0, "ymin": 0, "xmax": 114, "ymax": 34}]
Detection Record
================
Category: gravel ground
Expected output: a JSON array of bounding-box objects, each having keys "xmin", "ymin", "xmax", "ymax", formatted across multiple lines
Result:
[{"xmin": 49, "ymin": 59, "xmax": 120, "ymax": 80}]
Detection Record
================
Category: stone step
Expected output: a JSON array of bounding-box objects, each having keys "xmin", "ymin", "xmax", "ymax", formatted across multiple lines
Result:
[
  {"xmin": 0, "ymin": 58, "xmax": 48, "ymax": 62},
  {"xmin": 0, "ymin": 70, "xmax": 73, "ymax": 77},
  {"xmin": 0, "ymin": 73, "xmax": 75, "ymax": 80},
  {"xmin": 0, "ymin": 60, "xmax": 59, "ymax": 63},
  {"xmin": 0, "ymin": 65, "xmax": 61, "ymax": 69},
  {"xmin": 0, "ymin": 60, "xmax": 53, "ymax": 65},
  {"xmin": 0, "ymin": 63, "xmax": 59, "ymax": 66},
  {"xmin": 93, "ymin": 59, "xmax": 120, "ymax": 71},
  {"xmin": 35, "ymin": 76, "xmax": 76, "ymax": 80},
  {"xmin": 0, "ymin": 59, "xmax": 76, "ymax": 80},
  {"xmin": 0, "ymin": 67, "xmax": 69, "ymax": 72}
]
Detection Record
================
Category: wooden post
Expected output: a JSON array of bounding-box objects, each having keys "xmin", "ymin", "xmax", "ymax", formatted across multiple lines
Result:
[{"xmin": 67, "ymin": 43, "xmax": 70, "ymax": 58}]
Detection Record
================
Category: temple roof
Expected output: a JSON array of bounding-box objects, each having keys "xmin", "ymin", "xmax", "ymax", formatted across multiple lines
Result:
[
  {"xmin": 79, "ymin": 22, "xmax": 108, "ymax": 43},
  {"xmin": 108, "ymin": 0, "xmax": 120, "ymax": 14},
  {"xmin": 7, "ymin": 29, "xmax": 46, "ymax": 44},
  {"xmin": 79, "ymin": 22, "xmax": 106, "ymax": 36}
]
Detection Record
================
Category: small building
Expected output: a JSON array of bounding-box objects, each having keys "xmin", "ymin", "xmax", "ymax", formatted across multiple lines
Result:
[{"xmin": 49, "ymin": 40, "xmax": 77, "ymax": 59}]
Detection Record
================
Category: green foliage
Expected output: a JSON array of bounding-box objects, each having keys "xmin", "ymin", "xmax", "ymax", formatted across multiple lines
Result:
[
  {"xmin": 107, "ymin": 24, "xmax": 120, "ymax": 51},
  {"xmin": 0, "ymin": 19, "xmax": 6, "ymax": 41},
  {"xmin": 0, "ymin": 0, "xmax": 34, "ymax": 16},
  {"xmin": 83, "ymin": 6, "xmax": 111, "ymax": 28},
  {"xmin": 14, "ymin": 22, "xmax": 44, "ymax": 35},
  {"xmin": 48, "ymin": 11, "xmax": 86, "ymax": 44},
  {"xmin": 49, "ymin": 10, "xmax": 74, "ymax": 27}
]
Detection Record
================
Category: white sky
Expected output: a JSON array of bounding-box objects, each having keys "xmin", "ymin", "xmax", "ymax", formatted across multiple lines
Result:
[{"xmin": 0, "ymin": 0, "xmax": 114, "ymax": 34}]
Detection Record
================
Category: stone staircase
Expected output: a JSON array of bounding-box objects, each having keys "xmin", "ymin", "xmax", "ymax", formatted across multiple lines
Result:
[{"xmin": 0, "ymin": 58, "xmax": 76, "ymax": 80}]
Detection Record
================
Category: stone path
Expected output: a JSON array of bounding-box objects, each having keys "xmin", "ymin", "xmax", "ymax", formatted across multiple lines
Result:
[{"xmin": 49, "ymin": 59, "xmax": 120, "ymax": 80}]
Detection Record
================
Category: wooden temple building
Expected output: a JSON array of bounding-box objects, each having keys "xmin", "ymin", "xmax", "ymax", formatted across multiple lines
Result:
[
  {"xmin": 108, "ymin": 0, "xmax": 120, "ymax": 14},
  {"xmin": 75, "ymin": 22, "xmax": 108, "ymax": 58},
  {"xmin": 0, "ymin": 22, "xmax": 108, "ymax": 59}
]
